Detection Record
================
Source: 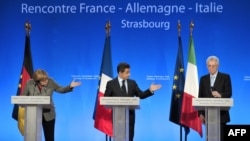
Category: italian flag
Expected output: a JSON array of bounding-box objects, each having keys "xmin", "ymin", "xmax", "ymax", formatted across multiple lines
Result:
[{"xmin": 180, "ymin": 35, "xmax": 203, "ymax": 137}]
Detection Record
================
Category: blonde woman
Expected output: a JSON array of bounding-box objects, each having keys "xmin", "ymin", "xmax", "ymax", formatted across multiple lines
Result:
[{"xmin": 22, "ymin": 69, "xmax": 81, "ymax": 141}]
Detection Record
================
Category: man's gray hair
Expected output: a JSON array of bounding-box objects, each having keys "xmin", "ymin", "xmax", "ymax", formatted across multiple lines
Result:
[{"xmin": 206, "ymin": 55, "xmax": 219, "ymax": 65}]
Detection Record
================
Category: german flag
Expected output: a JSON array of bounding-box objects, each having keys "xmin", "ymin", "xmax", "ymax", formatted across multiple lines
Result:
[{"xmin": 11, "ymin": 21, "xmax": 34, "ymax": 135}]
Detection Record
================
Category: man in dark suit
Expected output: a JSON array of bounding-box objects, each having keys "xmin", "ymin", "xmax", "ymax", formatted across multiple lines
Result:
[
  {"xmin": 198, "ymin": 56, "xmax": 232, "ymax": 141},
  {"xmin": 104, "ymin": 62, "xmax": 161, "ymax": 141}
]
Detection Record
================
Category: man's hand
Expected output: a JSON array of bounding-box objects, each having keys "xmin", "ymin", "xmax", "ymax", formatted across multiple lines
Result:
[
  {"xmin": 212, "ymin": 91, "xmax": 222, "ymax": 98},
  {"xmin": 149, "ymin": 83, "xmax": 162, "ymax": 92},
  {"xmin": 199, "ymin": 114, "xmax": 206, "ymax": 124}
]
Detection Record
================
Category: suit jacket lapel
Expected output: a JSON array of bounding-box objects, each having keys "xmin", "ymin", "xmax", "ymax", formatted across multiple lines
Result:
[
  {"xmin": 126, "ymin": 80, "xmax": 131, "ymax": 95},
  {"xmin": 213, "ymin": 72, "xmax": 221, "ymax": 89},
  {"xmin": 205, "ymin": 75, "xmax": 211, "ymax": 89}
]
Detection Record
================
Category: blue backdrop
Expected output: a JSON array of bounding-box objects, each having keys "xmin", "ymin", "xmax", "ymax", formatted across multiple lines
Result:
[{"xmin": 1, "ymin": 0, "xmax": 250, "ymax": 140}]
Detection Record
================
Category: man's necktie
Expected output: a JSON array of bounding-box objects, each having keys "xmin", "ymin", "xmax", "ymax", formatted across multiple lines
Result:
[{"xmin": 121, "ymin": 80, "xmax": 127, "ymax": 94}]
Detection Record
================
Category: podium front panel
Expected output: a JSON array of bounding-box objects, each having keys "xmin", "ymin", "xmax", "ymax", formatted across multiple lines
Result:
[
  {"xmin": 11, "ymin": 96, "xmax": 50, "ymax": 141},
  {"xmin": 205, "ymin": 107, "xmax": 220, "ymax": 141},
  {"xmin": 100, "ymin": 97, "xmax": 140, "ymax": 141},
  {"xmin": 192, "ymin": 98, "xmax": 233, "ymax": 141},
  {"xmin": 113, "ymin": 106, "xmax": 129, "ymax": 141},
  {"xmin": 24, "ymin": 105, "xmax": 43, "ymax": 141}
]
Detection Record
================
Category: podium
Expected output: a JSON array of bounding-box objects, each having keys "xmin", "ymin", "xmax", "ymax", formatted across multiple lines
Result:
[
  {"xmin": 192, "ymin": 98, "xmax": 233, "ymax": 141},
  {"xmin": 11, "ymin": 96, "xmax": 50, "ymax": 141},
  {"xmin": 100, "ymin": 97, "xmax": 140, "ymax": 141}
]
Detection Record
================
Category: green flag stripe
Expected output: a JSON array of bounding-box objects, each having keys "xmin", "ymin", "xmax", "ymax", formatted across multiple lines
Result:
[{"xmin": 188, "ymin": 36, "xmax": 196, "ymax": 65}]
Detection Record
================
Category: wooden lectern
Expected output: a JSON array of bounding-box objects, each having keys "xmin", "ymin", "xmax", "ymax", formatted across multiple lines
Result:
[
  {"xmin": 100, "ymin": 97, "xmax": 140, "ymax": 141},
  {"xmin": 11, "ymin": 96, "xmax": 50, "ymax": 141},
  {"xmin": 192, "ymin": 98, "xmax": 233, "ymax": 141}
]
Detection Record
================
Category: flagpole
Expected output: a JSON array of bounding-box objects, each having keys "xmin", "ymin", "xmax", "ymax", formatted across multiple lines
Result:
[
  {"xmin": 184, "ymin": 125, "xmax": 187, "ymax": 141},
  {"xmin": 177, "ymin": 20, "xmax": 183, "ymax": 141},
  {"xmin": 185, "ymin": 130, "xmax": 187, "ymax": 141},
  {"xmin": 105, "ymin": 20, "xmax": 112, "ymax": 141},
  {"xmin": 183, "ymin": 20, "xmax": 195, "ymax": 141},
  {"xmin": 106, "ymin": 135, "xmax": 110, "ymax": 141},
  {"xmin": 180, "ymin": 125, "xmax": 182, "ymax": 141},
  {"xmin": 93, "ymin": 20, "xmax": 113, "ymax": 141},
  {"xmin": 185, "ymin": 21, "xmax": 194, "ymax": 141},
  {"xmin": 106, "ymin": 20, "xmax": 111, "ymax": 37},
  {"xmin": 190, "ymin": 20, "xmax": 194, "ymax": 37},
  {"xmin": 105, "ymin": 135, "xmax": 112, "ymax": 141},
  {"xmin": 25, "ymin": 21, "xmax": 31, "ymax": 36}
]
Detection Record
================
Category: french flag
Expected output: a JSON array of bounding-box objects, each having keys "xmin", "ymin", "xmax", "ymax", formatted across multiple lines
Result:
[{"xmin": 93, "ymin": 22, "xmax": 113, "ymax": 137}]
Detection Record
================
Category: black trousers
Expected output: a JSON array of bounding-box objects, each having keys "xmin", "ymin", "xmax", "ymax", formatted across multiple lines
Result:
[
  {"xmin": 220, "ymin": 123, "xmax": 226, "ymax": 141},
  {"xmin": 129, "ymin": 110, "xmax": 135, "ymax": 141},
  {"xmin": 42, "ymin": 116, "xmax": 55, "ymax": 141}
]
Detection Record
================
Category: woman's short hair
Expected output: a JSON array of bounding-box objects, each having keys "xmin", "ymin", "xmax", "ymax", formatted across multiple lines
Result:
[{"xmin": 33, "ymin": 69, "xmax": 48, "ymax": 82}]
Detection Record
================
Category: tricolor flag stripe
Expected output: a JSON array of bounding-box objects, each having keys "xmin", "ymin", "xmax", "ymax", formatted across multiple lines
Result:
[
  {"xmin": 184, "ymin": 63, "xmax": 199, "ymax": 97},
  {"xmin": 12, "ymin": 23, "xmax": 34, "ymax": 136},
  {"xmin": 99, "ymin": 73, "xmax": 112, "ymax": 94},
  {"xmin": 93, "ymin": 23, "xmax": 113, "ymax": 137},
  {"xmin": 180, "ymin": 36, "xmax": 203, "ymax": 137}
]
